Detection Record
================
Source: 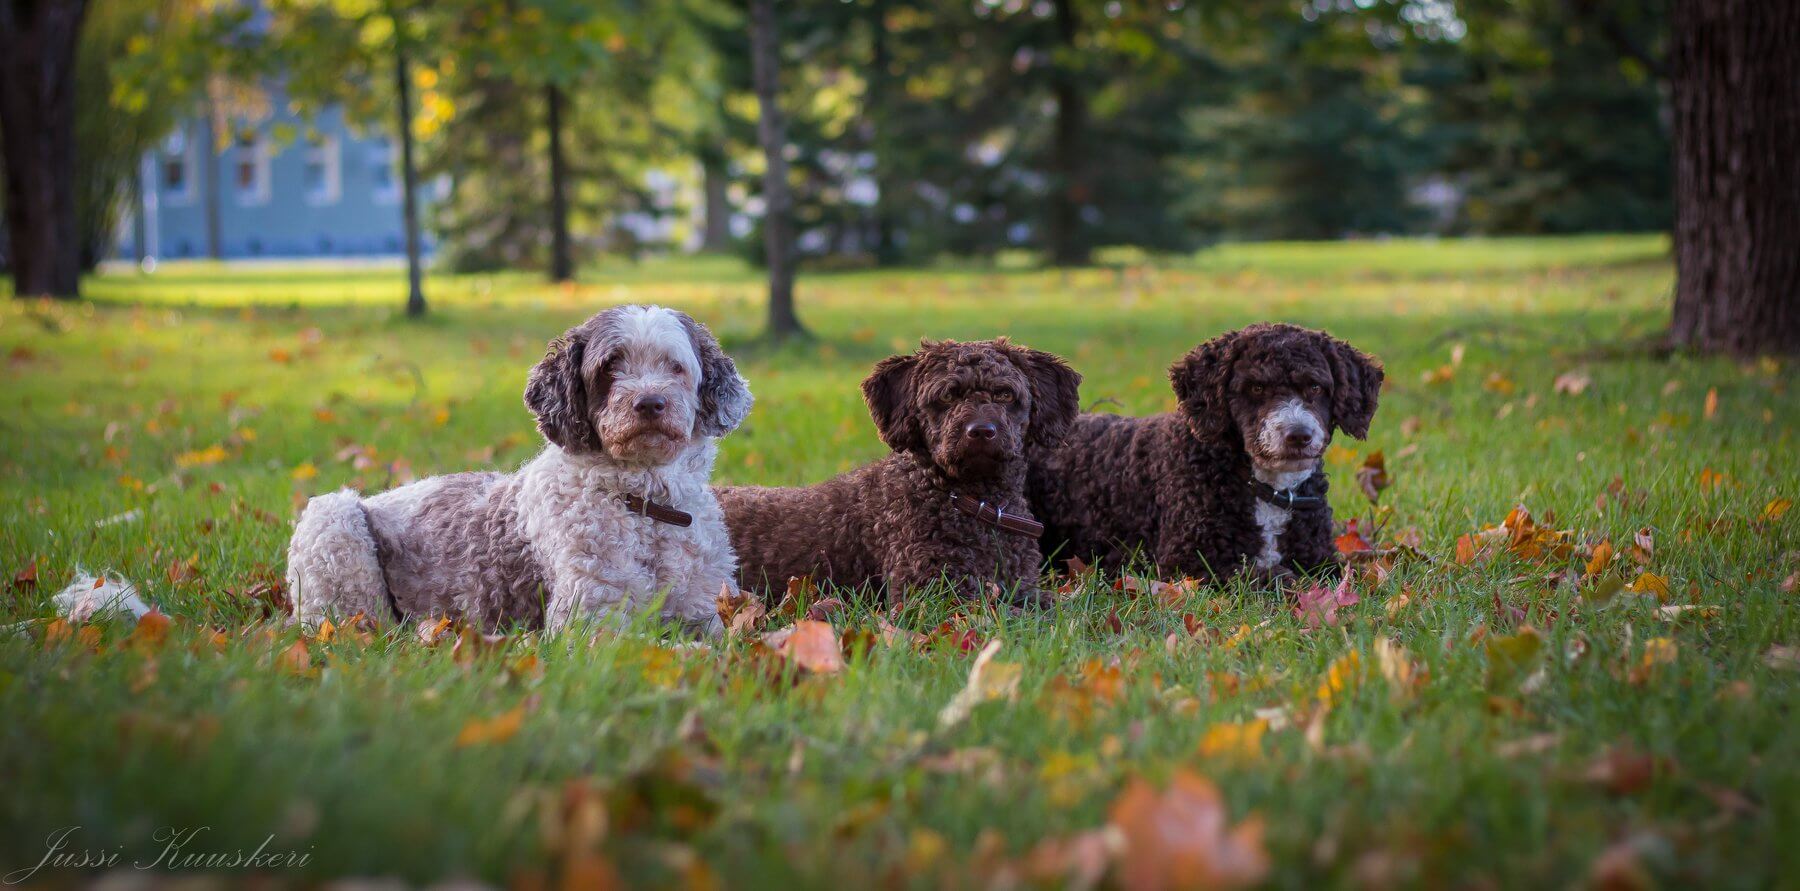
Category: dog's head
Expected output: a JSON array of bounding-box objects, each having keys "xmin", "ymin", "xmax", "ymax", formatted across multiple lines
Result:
[
  {"xmin": 525, "ymin": 305, "xmax": 752, "ymax": 465},
  {"xmin": 1170, "ymin": 323, "xmax": 1382, "ymax": 474},
  {"xmin": 862, "ymin": 338, "xmax": 1080, "ymax": 481}
]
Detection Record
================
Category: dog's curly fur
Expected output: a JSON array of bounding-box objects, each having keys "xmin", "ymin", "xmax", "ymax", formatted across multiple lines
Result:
[
  {"xmin": 1028, "ymin": 323, "xmax": 1382, "ymax": 582},
  {"xmin": 286, "ymin": 305, "xmax": 752, "ymax": 634},
  {"xmin": 718, "ymin": 339, "xmax": 1080, "ymax": 603}
]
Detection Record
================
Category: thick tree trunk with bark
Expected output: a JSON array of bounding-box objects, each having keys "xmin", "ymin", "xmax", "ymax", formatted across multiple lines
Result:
[
  {"xmin": 1046, "ymin": 0, "xmax": 1090, "ymax": 267},
  {"xmin": 0, "ymin": 0, "xmax": 87, "ymax": 299},
  {"xmin": 698, "ymin": 147, "xmax": 733, "ymax": 252},
  {"xmin": 748, "ymin": 0, "xmax": 806, "ymax": 341},
  {"xmin": 1668, "ymin": 0, "xmax": 1800, "ymax": 355},
  {"xmin": 395, "ymin": 38, "xmax": 427, "ymax": 317},
  {"xmin": 545, "ymin": 83, "xmax": 573, "ymax": 283}
]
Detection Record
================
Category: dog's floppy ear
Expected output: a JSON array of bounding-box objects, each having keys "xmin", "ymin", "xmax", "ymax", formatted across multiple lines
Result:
[
  {"xmin": 861, "ymin": 351, "xmax": 925, "ymax": 454},
  {"xmin": 1321, "ymin": 332, "xmax": 1383, "ymax": 439},
  {"xmin": 525, "ymin": 325, "xmax": 602, "ymax": 453},
  {"xmin": 1005, "ymin": 343, "xmax": 1082, "ymax": 448},
  {"xmin": 1169, "ymin": 329, "xmax": 1241, "ymax": 442},
  {"xmin": 677, "ymin": 311, "xmax": 753, "ymax": 437}
]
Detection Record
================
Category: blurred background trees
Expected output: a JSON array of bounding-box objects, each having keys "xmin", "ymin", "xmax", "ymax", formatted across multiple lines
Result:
[{"xmin": 3, "ymin": 0, "xmax": 1793, "ymax": 353}]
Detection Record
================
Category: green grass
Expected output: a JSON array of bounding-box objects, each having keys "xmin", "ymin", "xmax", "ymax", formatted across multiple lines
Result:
[{"xmin": 2, "ymin": 234, "xmax": 1796, "ymax": 888}]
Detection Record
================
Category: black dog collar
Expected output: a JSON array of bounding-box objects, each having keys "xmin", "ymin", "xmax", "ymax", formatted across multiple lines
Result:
[{"xmin": 1248, "ymin": 475, "xmax": 1327, "ymax": 511}]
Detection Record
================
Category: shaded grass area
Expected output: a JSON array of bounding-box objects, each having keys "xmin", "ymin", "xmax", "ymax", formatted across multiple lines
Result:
[{"xmin": 2, "ymin": 234, "xmax": 1797, "ymax": 887}]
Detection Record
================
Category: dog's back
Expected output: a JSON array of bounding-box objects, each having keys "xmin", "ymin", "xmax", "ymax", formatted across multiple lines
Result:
[{"xmin": 1027, "ymin": 411, "xmax": 1187, "ymax": 570}]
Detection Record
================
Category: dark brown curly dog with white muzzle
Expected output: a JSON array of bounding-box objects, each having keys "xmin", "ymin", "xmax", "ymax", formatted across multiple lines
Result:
[
  {"xmin": 1028, "ymin": 323, "xmax": 1382, "ymax": 584},
  {"xmin": 717, "ymin": 338, "xmax": 1081, "ymax": 603}
]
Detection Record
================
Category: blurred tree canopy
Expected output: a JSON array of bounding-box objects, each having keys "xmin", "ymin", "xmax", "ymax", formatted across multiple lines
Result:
[{"xmin": 57, "ymin": 0, "xmax": 1674, "ymax": 277}]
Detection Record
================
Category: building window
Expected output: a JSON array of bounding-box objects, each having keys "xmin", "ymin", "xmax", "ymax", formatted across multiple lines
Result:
[
  {"xmin": 161, "ymin": 130, "xmax": 196, "ymax": 207},
  {"xmin": 233, "ymin": 131, "xmax": 272, "ymax": 207},
  {"xmin": 302, "ymin": 134, "xmax": 341, "ymax": 206},
  {"xmin": 368, "ymin": 138, "xmax": 400, "ymax": 205}
]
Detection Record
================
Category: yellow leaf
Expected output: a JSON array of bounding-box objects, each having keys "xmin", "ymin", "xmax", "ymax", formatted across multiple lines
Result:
[
  {"xmin": 174, "ymin": 444, "xmax": 229, "ymax": 468},
  {"xmin": 292, "ymin": 462, "xmax": 319, "ymax": 481},
  {"xmin": 1197, "ymin": 720, "xmax": 1267, "ymax": 761},
  {"xmin": 1703, "ymin": 387, "xmax": 1718, "ymax": 420},
  {"xmin": 1628, "ymin": 572, "xmax": 1671, "ymax": 601},
  {"xmin": 455, "ymin": 705, "xmax": 526, "ymax": 747},
  {"xmin": 1764, "ymin": 498, "xmax": 1793, "ymax": 522},
  {"xmin": 1315, "ymin": 650, "xmax": 1362, "ymax": 707}
]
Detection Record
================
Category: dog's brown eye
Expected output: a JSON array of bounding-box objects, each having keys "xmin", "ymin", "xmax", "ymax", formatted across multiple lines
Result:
[
  {"xmin": 995, "ymin": 390, "xmax": 1014, "ymax": 403},
  {"xmin": 668, "ymin": 361, "xmax": 685, "ymax": 376},
  {"xmin": 1250, "ymin": 384, "xmax": 1266, "ymax": 396},
  {"xmin": 1308, "ymin": 384, "xmax": 1324, "ymax": 397}
]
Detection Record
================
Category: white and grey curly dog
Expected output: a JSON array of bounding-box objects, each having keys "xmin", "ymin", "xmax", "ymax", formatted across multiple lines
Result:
[{"xmin": 285, "ymin": 304, "xmax": 752, "ymax": 635}]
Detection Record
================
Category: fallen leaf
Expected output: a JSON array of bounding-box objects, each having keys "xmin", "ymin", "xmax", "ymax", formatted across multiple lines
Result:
[
  {"xmin": 1108, "ymin": 771, "xmax": 1269, "ymax": 891},
  {"xmin": 1484, "ymin": 627, "xmax": 1543, "ymax": 692},
  {"xmin": 1703, "ymin": 387, "xmax": 1718, "ymax": 420},
  {"xmin": 764, "ymin": 620, "xmax": 845, "ymax": 675},
  {"xmin": 1495, "ymin": 733, "xmax": 1560, "ymax": 759},
  {"xmin": 1764, "ymin": 498, "xmax": 1793, "ymax": 522},
  {"xmin": 12, "ymin": 561, "xmax": 38, "ymax": 592},
  {"xmin": 1760, "ymin": 644, "xmax": 1799, "ymax": 671},
  {"xmin": 715, "ymin": 585, "xmax": 767, "ymax": 636},
  {"xmin": 938, "ymin": 638, "xmax": 1023, "ymax": 728},
  {"xmin": 1553, "ymin": 370, "xmax": 1592, "ymax": 396},
  {"xmin": 1355, "ymin": 451, "xmax": 1389, "ymax": 504},
  {"xmin": 417, "ymin": 616, "xmax": 454, "ymax": 646},
  {"xmin": 1293, "ymin": 574, "xmax": 1359, "ymax": 629},
  {"xmin": 1627, "ymin": 572, "xmax": 1670, "ymax": 601},
  {"xmin": 1581, "ymin": 745, "xmax": 1666, "ymax": 796},
  {"xmin": 1584, "ymin": 540, "xmax": 1614, "ymax": 578},
  {"xmin": 1197, "ymin": 720, "xmax": 1267, "ymax": 761},
  {"xmin": 125, "ymin": 609, "xmax": 174, "ymax": 653},
  {"xmin": 455, "ymin": 704, "xmax": 526, "ymax": 747},
  {"xmin": 275, "ymin": 639, "xmax": 313, "ymax": 676},
  {"xmin": 1372, "ymin": 637, "xmax": 1421, "ymax": 702},
  {"xmin": 1334, "ymin": 519, "xmax": 1373, "ymax": 555}
]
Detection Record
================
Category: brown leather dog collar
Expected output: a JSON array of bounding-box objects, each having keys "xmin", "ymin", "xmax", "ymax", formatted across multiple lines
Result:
[
  {"xmin": 620, "ymin": 493, "xmax": 693, "ymax": 527},
  {"xmin": 948, "ymin": 492, "xmax": 1044, "ymax": 539}
]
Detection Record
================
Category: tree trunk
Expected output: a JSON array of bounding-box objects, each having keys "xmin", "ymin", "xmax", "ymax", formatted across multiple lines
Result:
[
  {"xmin": 698, "ymin": 146, "xmax": 733, "ymax": 252},
  {"xmin": 546, "ymin": 83, "xmax": 573, "ymax": 283},
  {"xmin": 394, "ymin": 37, "xmax": 428, "ymax": 317},
  {"xmin": 0, "ymin": 0, "xmax": 87, "ymax": 299},
  {"xmin": 1668, "ymin": 0, "xmax": 1800, "ymax": 355},
  {"xmin": 1046, "ymin": 0, "xmax": 1090, "ymax": 268},
  {"xmin": 866, "ymin": 0, "xmax": 899, "ymax": 265},
  {"xmin": 201, "ymin": 94, "xmax": 222, "ymax": 260},
  {"xmin": 748, "ymin": 0, "xmax": 806, "ymax": 340}
]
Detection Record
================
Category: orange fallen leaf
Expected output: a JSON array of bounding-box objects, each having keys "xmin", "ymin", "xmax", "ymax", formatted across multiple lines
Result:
[
  {"xmin": 1108, "ymin": 770, "xmax": 1269, "ymax": 891},
  {"xmin": 1703, "ymin": 387, "xmax": 1718, "ymax": 420},
  {"xmin": 125, "ymin": 609, "xmax": 174, "ymax": 653},
  {"xmin": 766, "ymin": 620, "xmax": 845, "ymax": 675},
  {"xmin": 275, "ymin": 639, "xmax": 313, "ymax": 676},
  {"xmin": 1764, "ymin": 498, "xmax": 1793, "ymax": 522},
  {"xmin": 1584, "ymin": 540, "xmax": 1614, "ymax": 578},
  {"xmin": 455, "ymin": 704, "xmax": 526, "ymax": 747},
  {"xmin": 1335, "ymin": 519, "xmax": 1373, "ymax": 555},
  {"xmin": 1355, "ymin": 451, "xmax": 1390, "ymax": 504}
]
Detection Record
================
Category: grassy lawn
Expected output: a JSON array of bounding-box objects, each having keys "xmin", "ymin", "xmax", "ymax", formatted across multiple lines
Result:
[{"xmin": 3, "ymin": 233, "xmax": 1796, "ymax": 888}]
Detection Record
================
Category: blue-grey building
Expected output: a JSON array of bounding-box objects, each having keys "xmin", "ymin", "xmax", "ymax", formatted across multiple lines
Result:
[{"xmin": 122, "ymin": 103, "xmax": 438, "ymax": 260}]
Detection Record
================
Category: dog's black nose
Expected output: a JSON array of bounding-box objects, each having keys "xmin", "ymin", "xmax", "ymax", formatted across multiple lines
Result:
[
  {"xmin": 965, "ymin": 422, "xmax": 998, "ymax": 441},
  {"xmin": 635, "ymin": 395, "xmax": 667, "ymax": 418},
  {"xmin": 1283, "ymin": 429, "xmax": 1313, "ymax": 449}
]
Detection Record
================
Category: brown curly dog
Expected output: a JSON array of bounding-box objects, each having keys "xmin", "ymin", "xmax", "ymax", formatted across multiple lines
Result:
[
  {"xmin": 1027, "ymin": 323, "xmax": 1382, "ymax": 584},
  {"xmin": 718, "ymin": 338, "xmax": 1081, "ymax": 603}
]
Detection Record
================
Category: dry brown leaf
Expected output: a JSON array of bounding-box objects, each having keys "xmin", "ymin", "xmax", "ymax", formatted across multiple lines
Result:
[
  {"xmin": 1108, "ymin": 771, "xmax": 1269, "ymax": 891},
  {"xmin": 1356, "ymin": 451, "xmax": 1390, "ymax": 504}
]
